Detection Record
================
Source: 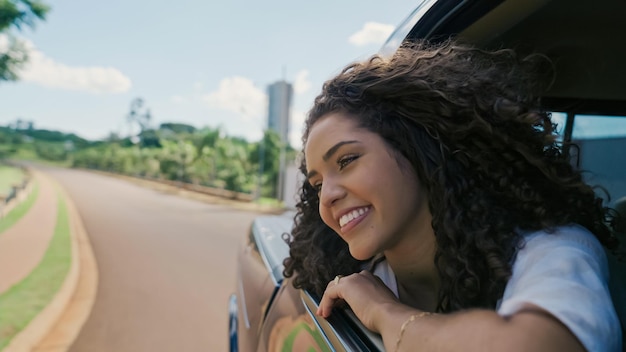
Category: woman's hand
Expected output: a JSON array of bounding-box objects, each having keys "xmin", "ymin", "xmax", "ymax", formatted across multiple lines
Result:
[
  {"xmin": 316, "ymin": 271, "xmax": 588, "ymax": 352},
  {"xmin": 316, "ymin": 270, "xmax": 401, "ymax": 332}
]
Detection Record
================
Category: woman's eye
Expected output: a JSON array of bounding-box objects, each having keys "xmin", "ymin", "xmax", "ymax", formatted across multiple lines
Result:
[
  {"xmin": 338, "ymin": 154, "xmax": 359, "ymax": 170},
  {"xmin": 312, "ymin": 183, "xmax": 322, "ymax": 194}
]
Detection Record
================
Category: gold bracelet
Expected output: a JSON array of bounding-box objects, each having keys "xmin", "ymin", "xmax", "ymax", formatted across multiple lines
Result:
[{"xmin": 395, "ymin": 312, "xmax": 434, "ymax": 352}]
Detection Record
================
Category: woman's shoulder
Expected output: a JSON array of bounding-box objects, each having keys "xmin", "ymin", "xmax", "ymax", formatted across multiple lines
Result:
[
  {"xmin": 518, "ymin": 224, "xmax": 607, "ymax": 264},
  {"xmin": 501, "ymin": 224, "xmax": 621, "ymax": 352}
]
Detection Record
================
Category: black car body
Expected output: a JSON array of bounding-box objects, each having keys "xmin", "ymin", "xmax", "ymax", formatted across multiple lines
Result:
[{"xmin": 230, "ymin": 0, "xmax": 626, "ymax": 350}]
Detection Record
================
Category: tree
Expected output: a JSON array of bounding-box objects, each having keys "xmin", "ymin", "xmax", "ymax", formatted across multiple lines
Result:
[
  {"xmin": 126, "ymin": 97, "xmax": 155, "ymax": 147},
  {"xmin": 126, "ymin": 98, "xmax": 152, "ymax": 134},
  {"xmin": 1, "ymin": 0, "xmax": 50, "ymax": 82},
  {"xmin": 159, "ymin": 122, "xmax": 196, "ymax": 135},
  {"xmin": 250, "ymin": 130, "xmax": 283, "ymax": 198}
]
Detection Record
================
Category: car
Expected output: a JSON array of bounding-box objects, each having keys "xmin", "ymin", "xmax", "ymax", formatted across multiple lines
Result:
[{"xmin": 229, "ymin": 0, "xmax": 626, "ymax": 350}]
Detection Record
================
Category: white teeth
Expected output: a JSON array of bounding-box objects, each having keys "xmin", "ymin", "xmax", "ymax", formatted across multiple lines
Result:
[{"xmin": 339, "ymin": 207, "xmax": 368, "ymax": 228}]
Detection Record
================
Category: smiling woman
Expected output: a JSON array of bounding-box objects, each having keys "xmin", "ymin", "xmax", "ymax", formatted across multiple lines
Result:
[
  {"xmin": 283, "ymin": 40, "xmax": 622, "ymax": 352},
  {"xmin": 304, "ymin": 113, "xmax": 431, "ymax": 263}
]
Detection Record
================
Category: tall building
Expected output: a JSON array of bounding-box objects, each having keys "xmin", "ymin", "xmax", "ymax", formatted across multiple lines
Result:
[
  {"xmin": 266, "ymin": 80, "xmax": 293, "ymax": 201},
  {"xmin": 267, "ymin": 80, "xmax": 293, "ymax": 145}
]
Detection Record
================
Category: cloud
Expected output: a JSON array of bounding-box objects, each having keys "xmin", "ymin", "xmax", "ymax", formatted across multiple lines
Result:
[
  {"xmin": 202, "ymin": 76, "xmax": 267, "ymax": 120},
  {"xmin": 0, "ymin": 34, "xmax": 9, "ymax": 52},
  {"xmin": 170, "ymin": 95, "xmax": 186, "ymax": 104},
  {"xmin": 15, "ymin": 38, "xmax": 132, "ymax": 94},
  {"xmin": 348, "ymin": 22, "xmax": 395, "ymax": 47},
  {"xmin": 289, "ymin": 109, "xmax": 306, "ymax": 149},
  {"xmin": 293, "ymin": 70, "xmax": 311, "ymax": 94}
]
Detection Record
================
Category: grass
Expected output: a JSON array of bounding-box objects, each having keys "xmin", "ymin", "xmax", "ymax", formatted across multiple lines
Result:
[
  {"xmin": 7, "ymin": 148, "xmax": 38, "ymax": 162},
  {"xmin": 0, "ymin": 165, "xmax": 25, "ymax": 197},
  {"xmin": 256, "ymin": 196, "xmax": 284, "ymax": 207},
  {"xmin": 0, "ymin": 182, "xmax": 40, "ymax": 236},
  {"xmin": 7, "ymin": 153, "xmax": 72, "ymax": 168},
  {"xmin": 0, "ymin": 193, "xmax": 71, "ymax": 350}
]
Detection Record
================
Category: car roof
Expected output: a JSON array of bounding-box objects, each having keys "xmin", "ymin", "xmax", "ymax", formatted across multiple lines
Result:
[{"xmin": 381, "ymin": 0, "xmax": 626, "ymax": 116}]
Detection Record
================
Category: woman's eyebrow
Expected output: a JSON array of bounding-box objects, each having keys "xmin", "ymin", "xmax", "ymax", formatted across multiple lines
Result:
[
  {"xmin": 306, "ymin": 140, "xmax": 361, "ymax": 180},
  {"xmin": 322, "ymin": 140, "xmax": 360, "ymax": 161}
]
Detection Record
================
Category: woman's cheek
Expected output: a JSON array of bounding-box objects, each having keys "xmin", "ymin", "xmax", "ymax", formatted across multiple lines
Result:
[{"xmin": 319, "ymin": 208, "xmax": 337, "ymax": 232}]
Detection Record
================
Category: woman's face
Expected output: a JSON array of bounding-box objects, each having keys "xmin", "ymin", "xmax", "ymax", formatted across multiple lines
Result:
[{"xmin": 304, "ymin": 112, "xmax": 433, "ymax": 260}]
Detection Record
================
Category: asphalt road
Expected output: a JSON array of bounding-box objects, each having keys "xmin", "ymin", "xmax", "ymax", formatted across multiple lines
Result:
[{"xmin": 43, "ymin": 166, "xmax": 264, "ymax": 352}]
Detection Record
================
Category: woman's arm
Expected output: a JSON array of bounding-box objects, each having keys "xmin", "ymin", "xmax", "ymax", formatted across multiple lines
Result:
[{"xmin": 317, "ymin": 271, "xmax": 586, "ymax": 352}]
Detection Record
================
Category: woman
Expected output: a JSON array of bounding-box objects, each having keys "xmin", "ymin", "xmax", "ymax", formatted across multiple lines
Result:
[{"xmin": 283, "ymin": 40, "xmax": 622, "ymax": 351}]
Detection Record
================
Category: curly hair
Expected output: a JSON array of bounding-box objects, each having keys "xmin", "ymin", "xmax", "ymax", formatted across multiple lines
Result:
[{"xmin": 282, "ymin": 40, "xmax": 619, "ymax": 313}]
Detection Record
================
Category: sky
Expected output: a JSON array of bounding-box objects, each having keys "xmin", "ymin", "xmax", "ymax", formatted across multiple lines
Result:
[{"xmin": 0, "ymin": 0, "xmax": 418, "ymax": 148}]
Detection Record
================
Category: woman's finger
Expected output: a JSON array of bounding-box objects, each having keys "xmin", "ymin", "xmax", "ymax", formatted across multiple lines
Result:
[{"xmin": 316, "ymin": 274, "xmax": 349, "ymax": 317}]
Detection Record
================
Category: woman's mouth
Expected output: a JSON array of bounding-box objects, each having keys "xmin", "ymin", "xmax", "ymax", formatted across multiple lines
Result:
[{"xmin": 339, "ymin": 206, "xmax": 370, "ymax": 230}]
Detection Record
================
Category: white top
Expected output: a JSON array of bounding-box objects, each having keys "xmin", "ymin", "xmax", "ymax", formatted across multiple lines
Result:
[{"xmin": 372, "ymin": 224, "xmax": 622, "ymax": 352}]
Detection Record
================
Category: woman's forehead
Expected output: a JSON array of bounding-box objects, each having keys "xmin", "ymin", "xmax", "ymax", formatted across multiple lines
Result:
[{"xmin": 304, "ymin": 114, "xmax": 363, "ymax": 153}]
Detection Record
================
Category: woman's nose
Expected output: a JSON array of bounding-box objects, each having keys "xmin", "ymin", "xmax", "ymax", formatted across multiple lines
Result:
[{"xmin": 319, "ymin": 178, "xmax": 346, "ymax": 208}]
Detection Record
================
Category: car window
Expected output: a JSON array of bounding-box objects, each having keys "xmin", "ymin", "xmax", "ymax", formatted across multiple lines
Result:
[
  {"xmin": 550, "ymin": 113, "xmax": 626, "ymax": 206},
  {"xmin": 571, "ymin": 115, "xmax": 626, "ymax": 140},
  {"xmin": 549, "ymin": 113, "xmax": 626, "ymax": 140},
  {"xmin": 551, "ymin": 113, "xmax": 568, "ymax": 139},
  {"xmin": 300, "ymin": 290, "xmax": 385, "ymax": 351},
  {"xmin": 568, "ymin": 115, "xmax": 626, "ymax": 207},
  {"xmin": 379, "ymin": 0, "xmax": 438, "ymax": 57}
]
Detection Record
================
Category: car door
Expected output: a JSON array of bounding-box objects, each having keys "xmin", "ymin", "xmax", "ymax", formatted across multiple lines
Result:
[{"xmin": 258, "ymin": 282, "xmax": 385, "ymax": 352}]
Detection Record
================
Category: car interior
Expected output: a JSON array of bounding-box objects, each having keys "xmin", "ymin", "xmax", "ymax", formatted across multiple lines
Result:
[{"xmin": 460, "ymin": 0, "xmax": 626, "ymax": 112}]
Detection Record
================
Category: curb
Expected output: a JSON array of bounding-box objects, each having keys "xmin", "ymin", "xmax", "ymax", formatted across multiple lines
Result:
[
  {"xmin": 89, "ymin": 169, "xmax": 288, "ymax": 215},
  {"xmin": 3, "ymin": 171, "xmax": 98, "ymax": 352}
]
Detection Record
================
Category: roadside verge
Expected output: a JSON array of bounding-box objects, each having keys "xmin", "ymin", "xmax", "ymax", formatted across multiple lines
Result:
[{"xmin": 2, "ymin": 171, "xmax": 98, "ymax": 352}]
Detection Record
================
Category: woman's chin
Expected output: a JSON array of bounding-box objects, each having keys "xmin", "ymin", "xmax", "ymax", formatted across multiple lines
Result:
[{"xmin": 348, "ymin": 246, "xmax": 376, "ymax": 261}]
